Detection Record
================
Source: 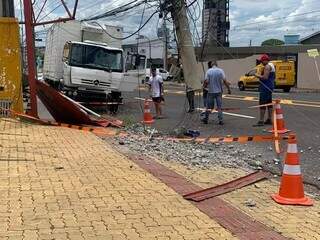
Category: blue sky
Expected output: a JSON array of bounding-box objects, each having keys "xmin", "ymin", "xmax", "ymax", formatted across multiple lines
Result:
[{"xmin": 15, "ymin": 0, "xmax": 320, "ymax": 47}]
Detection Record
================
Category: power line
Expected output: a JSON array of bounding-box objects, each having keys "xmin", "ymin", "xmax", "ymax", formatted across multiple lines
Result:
[
  {"xmin": 91, "ymin": 10, "xmax": 159, "ymax": 41},
  {"xmin": 233, "ymin": 9, "xmax": 320, "ymax": 30}
]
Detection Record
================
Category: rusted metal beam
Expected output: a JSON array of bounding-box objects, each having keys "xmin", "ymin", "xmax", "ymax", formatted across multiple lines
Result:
[
  {"xmin": 23, "ymin": 0, "xmax": 38, "ymax": 117},
  {"xmin": 33, "ymin": 17, "xmax": 73, "ymax": 26},
  {"xmin": 35, "ymin": 0, "xmax": 48, "ymax": 22},
  {"xmin": 72, "ymin": 0, "xmax": 79, "ymax": 18},
  {"xmin": 183, "ymin": 171, "xmax": 270, "ymax": 202},
  {"xmin": 60, "ymin": 0, "xmax": 72, "ymax": 19}
]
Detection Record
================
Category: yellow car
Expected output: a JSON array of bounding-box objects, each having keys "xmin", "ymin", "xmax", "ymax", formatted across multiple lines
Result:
[{"xmin": 238, "ymin": 60, "xmax": 296, "ymax": 92}]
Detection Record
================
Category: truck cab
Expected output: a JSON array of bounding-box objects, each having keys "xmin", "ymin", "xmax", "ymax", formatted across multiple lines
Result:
[{"xmin": 61, "ymin": 41, "xmax": 123, "ymax": 101}]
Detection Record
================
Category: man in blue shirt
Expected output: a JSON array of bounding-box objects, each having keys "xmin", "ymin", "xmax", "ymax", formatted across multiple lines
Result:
[
  {"xmin": 254, "ymin": 54, "xmax": 275, "ymax": 126},
  {"xmin": 202, "ymin": 60, "xmax": 231, "ymax": 125}
]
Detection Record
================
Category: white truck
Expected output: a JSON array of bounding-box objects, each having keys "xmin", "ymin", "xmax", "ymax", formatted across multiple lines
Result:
[{"xmin": 43, "ymin": 20, "xmax": 146, "ymax": 109}]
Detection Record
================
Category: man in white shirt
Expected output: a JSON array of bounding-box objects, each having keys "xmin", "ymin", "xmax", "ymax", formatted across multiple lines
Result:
[{"xmin": 148, "ymin": 66, "xmax": 164, "ymax": 119}]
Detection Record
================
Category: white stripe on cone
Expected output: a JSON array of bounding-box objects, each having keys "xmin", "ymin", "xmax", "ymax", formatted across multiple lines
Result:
[
  {"xmin": 287, "ymin": 143, "xmax": 298, "ymax": 153},
  {"xmin": 283, "ymin": 164, "xmax": 301, "ymax": 175},
  {"xmin": 276, "ymin": 104, "xmax": 281, "ymax": 109},
  {"xmin": 276, "ymin": 114, "xmax": 284, "ymax": 119}
]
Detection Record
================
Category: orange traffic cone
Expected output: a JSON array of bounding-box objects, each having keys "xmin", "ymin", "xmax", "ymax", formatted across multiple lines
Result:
[
  {"xmin": 143, "ymin": 99, "xmax": 154, "ymax": 124},
  {"xmin": 269, "ymin": 99, "xmax": 290, "ymax": 134},
  {"xmin": 271, "ymin": 134, "xmax": 313, "ymax": 206}
]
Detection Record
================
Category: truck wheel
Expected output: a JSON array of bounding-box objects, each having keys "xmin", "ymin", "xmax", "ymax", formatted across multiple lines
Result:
[
  {"xmin": 283, "ymin": 87, "xmax": 291, "ymax": 93},
  {"xmin": 238, "ymin": 82, "xmax": 245, "ymax": 91},
  {"xmin": 107, "ymin": 92, "xmax": 122, "ymax": 114}
]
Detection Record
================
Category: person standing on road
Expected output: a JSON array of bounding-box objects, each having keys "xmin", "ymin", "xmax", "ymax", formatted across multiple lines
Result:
[
  {"xmin": 148, "ymin": 66, "xmax": 164, "ymax": 119},
  {"xmin": 254, "ymin": 54, "xmax": 275, "ymax": 126},
  {"xmin": 186, "ymin": 85, "xmax": 195, "ymax": 113},
  {"xmin": 202, "ymin": 60, "xmax": 231, "ymax": 125}
]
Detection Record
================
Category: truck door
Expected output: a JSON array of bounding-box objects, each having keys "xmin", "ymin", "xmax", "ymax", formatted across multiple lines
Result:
[{"xmin": 120, "ymin": 53, "xmax": 146, "ymax": 92}]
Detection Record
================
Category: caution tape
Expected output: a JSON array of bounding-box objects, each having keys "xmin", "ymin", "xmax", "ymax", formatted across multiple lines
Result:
[
  {"xmin": 164, "ymin": 134, "xmax": 289, "ymax": 144},
  {"xmin": 0, "ymin": 107, "xmax": 119, "ymax": 135},
  {"xmin": 272, "ymin": 109, "xmax": 281, "ymax": 154}
]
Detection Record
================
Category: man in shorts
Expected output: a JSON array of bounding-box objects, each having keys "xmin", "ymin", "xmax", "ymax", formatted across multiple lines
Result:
[
  {"xmin": 148, "ymin": 66, "xmax": 164, "ymax": 119},
  {"xmin": 254, "ymin": 54, "xmax": 275, "ymax": 126}
]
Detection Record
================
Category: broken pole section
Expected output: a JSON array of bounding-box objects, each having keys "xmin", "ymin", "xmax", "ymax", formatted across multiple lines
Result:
[{"xmin": 169, "ymin": 0, "xmax": 202, "ymax": 90}]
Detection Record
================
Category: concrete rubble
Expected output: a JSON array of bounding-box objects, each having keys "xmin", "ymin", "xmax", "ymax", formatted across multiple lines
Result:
[{"xmin": 114, "ymin": 123, "xmax": 276, "ymax": 171}]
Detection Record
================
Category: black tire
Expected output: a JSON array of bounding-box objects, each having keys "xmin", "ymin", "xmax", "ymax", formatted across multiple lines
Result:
[
  {"xmin": 107, "ymin": 92, "xmax": 122, "ymax": 114},
  {"xmin": 238, "ymin": 82, "xmax": 245, "ymax": 91},
  {"xmin": 283, "ymin": 87, "xmax": 291, "ymax": 93}
]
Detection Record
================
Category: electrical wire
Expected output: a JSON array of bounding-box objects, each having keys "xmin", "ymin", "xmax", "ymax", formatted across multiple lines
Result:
[{"xmin": 90, "ymin": 10, "xmax": 159, "ymax": 41}]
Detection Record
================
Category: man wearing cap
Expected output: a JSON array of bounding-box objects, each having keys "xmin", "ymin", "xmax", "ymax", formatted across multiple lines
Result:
[{"xmin": 254, "ymin": 54, "xmax": 275, "ymax": 126}]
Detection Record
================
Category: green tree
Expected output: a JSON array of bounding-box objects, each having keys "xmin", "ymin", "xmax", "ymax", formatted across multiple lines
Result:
[{"xmin": 261, "ymin": 39, "xmax": 285, "ymax": 46}]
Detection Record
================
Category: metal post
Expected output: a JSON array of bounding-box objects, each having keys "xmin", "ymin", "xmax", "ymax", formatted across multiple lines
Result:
[
  {"xmin": 163, "ymin": 18, "xmax": 168, "ymax": 70},
  {"xmin": 23, "ymin": 0, "xmax": 38, "ymax": 117}
]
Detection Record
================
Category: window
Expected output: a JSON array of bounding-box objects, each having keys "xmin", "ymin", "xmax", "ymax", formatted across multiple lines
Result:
[
  {"xmin": 248, "ymin": 70, "xmax": 256, "ymax": 76},
  {"xmin": 70, "ymin": 44, "xmax": 123, "ymax": 72},
  {"xmin": 62, "ymin": 43, "xmax": 70, "ymax": 62}
]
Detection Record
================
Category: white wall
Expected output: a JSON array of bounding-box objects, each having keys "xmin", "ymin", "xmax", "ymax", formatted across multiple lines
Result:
[
  {"xmin": 297, "ymin": 53, "xmax": 320, "ymax": 89},
  {"xmin": 137, "ymin": 39, "xmax": 164, "ymax": 59},
  {"xmin": 217, "ymin": 55, "xmax": 260, "ymax": 86}
]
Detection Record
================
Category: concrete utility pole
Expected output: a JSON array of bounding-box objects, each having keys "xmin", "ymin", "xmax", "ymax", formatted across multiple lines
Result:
[{"xmin": 168, "ymin": 0, "xmax": 202, "ymax": 90}]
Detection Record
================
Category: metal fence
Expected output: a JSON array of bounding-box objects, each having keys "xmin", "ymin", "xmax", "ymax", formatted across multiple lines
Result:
[{"xmin": 0, "ymin": 100, "xmax": 12, "ymax": 117}]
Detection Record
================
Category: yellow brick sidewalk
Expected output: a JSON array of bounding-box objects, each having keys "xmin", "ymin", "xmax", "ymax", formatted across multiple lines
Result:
[
  {"xmin": 157, "ymin": 160, "xmax": 320, "ymax": 240},
  {"xmin": 0, "ymin": 119, "xmax": 237, "ymax": 240}
]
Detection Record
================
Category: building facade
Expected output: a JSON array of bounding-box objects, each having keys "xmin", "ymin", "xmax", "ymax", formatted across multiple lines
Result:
[
  {"xmin": 300, "ymin": 31, "xmax": 320, "ymax": 45},
  {"xmin": 122, "ymin": 38, "xmax": 169, "ymax": 68},
  {"xmin": 202, "ymin": 0, "xmax": 230, "ymax": 47}
]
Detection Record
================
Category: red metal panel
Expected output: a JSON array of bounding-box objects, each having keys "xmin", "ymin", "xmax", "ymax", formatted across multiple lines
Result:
[
  {"xmin": 183, "ymin": 171, "xmax": 270, "ymax": 202},
  {"xmin": 36, "ymin": 80, "xmax": 94, "ymax": 125}
]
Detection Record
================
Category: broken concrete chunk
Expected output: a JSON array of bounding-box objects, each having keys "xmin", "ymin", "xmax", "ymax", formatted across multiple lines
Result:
[{"xmin": 244, "ymin": 199, "xmax": 256, "ymax": 207}]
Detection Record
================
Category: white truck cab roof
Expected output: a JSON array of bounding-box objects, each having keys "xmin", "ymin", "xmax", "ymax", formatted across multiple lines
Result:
[{"xmin": 69, "ymin": 41, "xmax": 123, "ymax": 52}]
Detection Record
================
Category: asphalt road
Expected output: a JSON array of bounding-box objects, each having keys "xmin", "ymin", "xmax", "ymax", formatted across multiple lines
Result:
[{"xmin": 115, "ymin": 84, "xmax": 320, "ymax": 187}]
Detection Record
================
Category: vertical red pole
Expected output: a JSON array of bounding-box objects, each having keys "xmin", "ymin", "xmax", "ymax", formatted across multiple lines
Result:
[{"xmin": 23, "ymin": 0, "xmax": 38, "ymax": 117}]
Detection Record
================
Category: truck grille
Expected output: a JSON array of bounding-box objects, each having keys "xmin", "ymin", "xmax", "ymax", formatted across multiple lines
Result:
[
  {"xmin": 0, "ymin": 100, "xmax": 12, "ymax": 117},
  {"xmin": 81, "ymin": 79, "xmax": 111, "ymax": 87}
]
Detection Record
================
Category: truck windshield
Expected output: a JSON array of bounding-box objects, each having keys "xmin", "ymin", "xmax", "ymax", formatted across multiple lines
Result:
[{"xmin": 70, "ymin": 44, "xmax": 123, "ymax": 72}]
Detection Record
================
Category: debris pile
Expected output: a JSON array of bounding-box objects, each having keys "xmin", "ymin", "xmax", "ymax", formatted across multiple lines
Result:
[{"xmin": 116, "ymin": 124, "xmax": 275, "ymax": 171}]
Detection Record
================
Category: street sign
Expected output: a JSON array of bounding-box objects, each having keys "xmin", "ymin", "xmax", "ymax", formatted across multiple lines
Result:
[{"xmin": 307, "ymin": 49, "xmax": 319, "ymax": 58}]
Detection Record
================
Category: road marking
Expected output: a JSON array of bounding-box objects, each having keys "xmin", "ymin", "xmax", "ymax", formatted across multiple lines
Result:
[
  {"xmin": 244, "ymin": 96, "xmax": 255, "ymax": 100},
  {"xmin": 197, "ymin": 108, "xmax": 255, "ymax": 119},
  {"xmin": 222, "ymin": 112, "xmax": 255, "ymax": 119},
  {"xmin": 138, "ymin": 88, "xmax": 320, "ymax": 108},
  {"xmin": 280, "ymin": 99, "xmax": 293, "ymax": 104}
]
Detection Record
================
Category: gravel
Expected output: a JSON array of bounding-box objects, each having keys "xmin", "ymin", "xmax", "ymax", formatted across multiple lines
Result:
[{"xmin": 114, "ymin": 123, "xmax": 276, "ymax": 171}]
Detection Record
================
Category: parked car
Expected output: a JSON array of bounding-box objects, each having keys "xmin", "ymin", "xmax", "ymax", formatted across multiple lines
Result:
[
  {"xmin": 238, "ymin": 60, "xmax": 296, "ymax": 92},
  {"xmin": 145, "ymin": 68, "xmax": 172, "ymax": 82}
]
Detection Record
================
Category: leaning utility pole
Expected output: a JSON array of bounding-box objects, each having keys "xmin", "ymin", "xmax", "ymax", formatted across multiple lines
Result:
[{"xmin": 167, "ymin": 0, "xmax": 202, "ymax": 90}]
